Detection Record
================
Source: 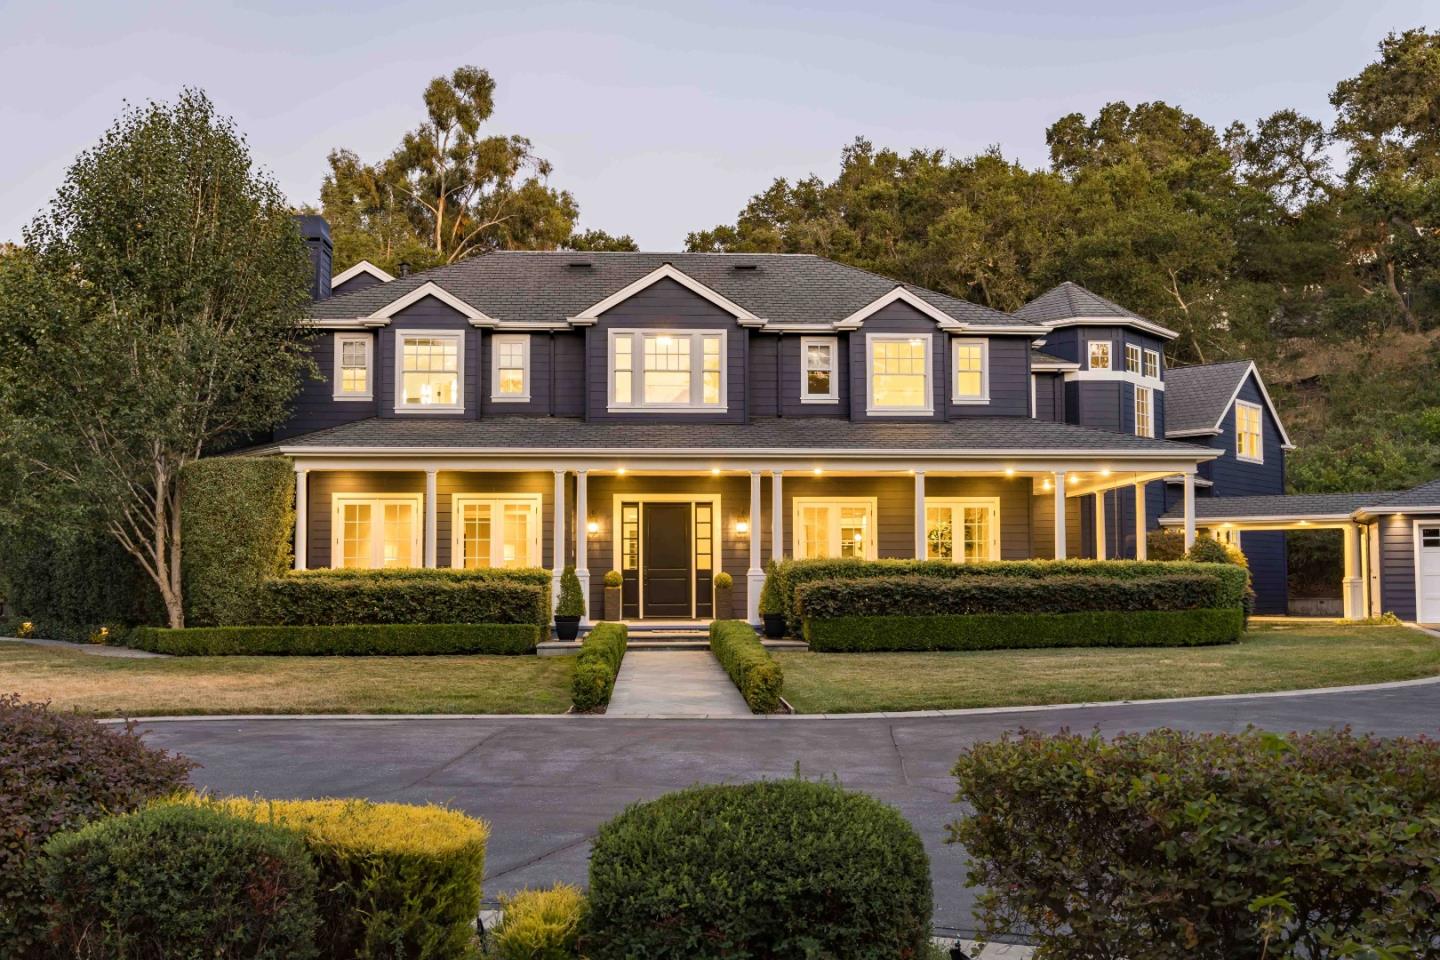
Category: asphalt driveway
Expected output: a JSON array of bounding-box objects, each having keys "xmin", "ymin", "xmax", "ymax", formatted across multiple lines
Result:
[{"xmin": 135, "ymin": 680, "xmax": 1440, "ymax": 940}]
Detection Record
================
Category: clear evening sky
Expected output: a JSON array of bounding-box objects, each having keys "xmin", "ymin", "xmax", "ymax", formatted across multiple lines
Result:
[{"xmin": 0, "ymin": 0, "xmax": 1429, "ymax": 250}]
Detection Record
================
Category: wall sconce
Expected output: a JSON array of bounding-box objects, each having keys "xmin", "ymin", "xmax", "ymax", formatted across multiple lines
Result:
[
  {"xmin": 735, "ymin": 520, "xmax": 750, "ymax": 535},
  {"xmin": 586, "ymin": 520, "xmax": 600, "ymax": 535}
]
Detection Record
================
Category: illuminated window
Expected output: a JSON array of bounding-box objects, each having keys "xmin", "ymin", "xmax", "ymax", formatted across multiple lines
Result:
[
  {"xmin": 334, "ymin": 334, "xmax": 372, "ymax": 399},
  {"xmin": 452, "ymin": 495, "xmax": 541, "ymax": 569},
  {"xmin": 1088, "ymin": 340, "xmax": 1112, "ymax": 370},
  {"xmin": 793, "ymin": 498, "xmax": 877, "ymax": 559},
  {"xmin": 868, "ymin": 334, "xmax": 931, "ymax": 413},
  {"xmin": 331, "ymin": 494, "xmax": 422, "ymax": 569},
  {"xmin": 1134, "ymin": 386, "xmax": 1154, "ymax": 438},
  {"xmin": 1124, "ymin": 344, "xmax": 1141, "ymax": 373},
  {"xmin": 952, "ymin": 339, "xmax": 988, "ymax": 402},
  {"xmin": 609, "ymin": 330, "xmax": 725, "ymax": 410},
  {"xmin": 491, "ymin": 334, "xmax": 530, "ymax": 401},
  {"xmin": 397, "ymin": 332, "xmax": 462, "ymax": 411},
  {"xmin": 801, "ymin": 336, "xmax": 838, "ymax": 401},
  {"xmin": 1236, "ymin": 400, "xmax": 1263, "ymax": 462},
  {"xmin": 925, "ymin": 499, "xmax": 1000, "ymax": 562},
  {"xmin": 1143, "ymin": 349, "xmax": 1160, "ymax": 379}
]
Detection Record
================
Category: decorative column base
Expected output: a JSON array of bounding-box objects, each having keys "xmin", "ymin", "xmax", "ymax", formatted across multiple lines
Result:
[
  {"xmin": 1342, "ymin": 576, "xmax": 1364, "ymax": 621},
  {"xmin": 746, "ymin": 568, "xmax": 765, "ymax": 626}
]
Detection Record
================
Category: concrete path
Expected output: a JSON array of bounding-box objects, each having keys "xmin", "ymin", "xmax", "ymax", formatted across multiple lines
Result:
[
  {"xmin": 605, "ymin": 651, "xmax": 751, "ymax": 717},
  {"xmin": 1, "ymin": 636, "xmax": 167, "ymax": 659}
]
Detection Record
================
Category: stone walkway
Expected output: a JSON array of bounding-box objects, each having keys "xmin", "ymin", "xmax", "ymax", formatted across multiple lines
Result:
[
  {"xmin": 0, "ymin": 636, "xmax": 168, "ymax": 658},
  {"xmin": 605, "ymin": 651, "xmax": 752, "ymax": 717}
]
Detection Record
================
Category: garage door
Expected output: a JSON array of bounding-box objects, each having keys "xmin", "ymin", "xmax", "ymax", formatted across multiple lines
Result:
[{"xmin": 1421, "ymin": 525, "xmax": 1440, "ymax": 624}]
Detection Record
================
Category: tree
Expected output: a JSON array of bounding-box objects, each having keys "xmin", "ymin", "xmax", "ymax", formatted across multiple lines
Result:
[
  {"xmin": 564, "ymin": 228, "xmax": 639, "ymax": 252},
  {"xmin": 0, "ymin": 91, "xmax": 315, "ymax": 627}
]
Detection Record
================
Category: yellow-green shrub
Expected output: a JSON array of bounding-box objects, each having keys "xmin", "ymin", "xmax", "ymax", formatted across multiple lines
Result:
[{"xmin": 488, "ymin": 884, "xmax": 587, "ymax": 960}]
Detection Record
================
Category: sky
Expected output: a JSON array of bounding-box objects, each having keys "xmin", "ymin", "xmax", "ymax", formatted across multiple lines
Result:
[{"xmin": 0, "ymin": 0, "xmax": 1432, "ymax": 250}]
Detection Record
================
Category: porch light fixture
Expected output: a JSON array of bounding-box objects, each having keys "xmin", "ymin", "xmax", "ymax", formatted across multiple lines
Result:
[
  {"xmin": 735, "ymin": 520, "xmax": 749, "ymax": 535},
  {"xmin": 1004, "ymin": 468, "xmax": 1015, "ymax": 477},
  {"xmin": 616, "ymin": 467, "xmax": 627, "ymax": 476},
  {"xmin": 711, "ymin": 467, "xmax": 721, "ymax": 476},
  {"xmin": 812, "ymin": 467, "xmax": 823, "ymax": 476},
  {"xmin": 586, "ymin": 520, "xmax": 600, "ymax": 535},
  {"xmin": 1100, "ymin": 468, "xmax": 1112, "ymax": 477}
]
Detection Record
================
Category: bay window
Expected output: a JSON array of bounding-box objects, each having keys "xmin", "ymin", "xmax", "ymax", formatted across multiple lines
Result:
[
  {"xmin": 609, "ymin": 330, "xmax": 725, "ymax": 410},
  {"xmin": 925, "ymin": 499, "xmax": 1000, "ymax": 562},
  {"xmin": 801, "ymin": 336, "xmax": 838, "ymax": 402},
  {"xmin": 1236, "ymin": 400, "xmax": 1263, "ymax": 462},
  {"xmin": 491, "ymin": 334, "xmax": 530, "ymax": 402},
  {"xmin": 867, "ymin": 334, "xmax": 931, "ymax": 414},
  {"xmin": 952, "ymin": 338, "xmax": 988, "ymax": 403},
  {"xmin": 333, "ymin": 333, "xmax": 372, "ymax": 400},
  {"xmin": 793, "ymin": 498, "xmax": 877, "ymax": 559},
  {"xmin": 396, "ymin": 331, "xmax": 463, "ymax": 412},
  {"xmin": 332, "ymin": 494, "xmax": 422, "ymax": 569},
  {"xmin": 452, "ymin": 495, "xmax": 541, "ymax": 569}
]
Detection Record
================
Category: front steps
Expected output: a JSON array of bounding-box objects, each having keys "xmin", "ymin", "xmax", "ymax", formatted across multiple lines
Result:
[{"xmin": 538, "ymin": 623, "xmax": 807, "ymax": 656}]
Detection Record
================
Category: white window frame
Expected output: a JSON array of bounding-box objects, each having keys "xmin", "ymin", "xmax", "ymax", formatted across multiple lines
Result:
[
  {"xmin": 1134, "ymin": 385, "xmax": 1155, "ymax": 438},
  {"xmin": 330, "ymin": 493, "xmax": 424, "ymax": 569},
  {"xmin": 924, "ymin": 497, "xmax": 1001, "ymax": 562},
  {"xmin": 607, "ymin": 329, "xmax": 728, "ymax": 412},
  {"xmin": 450, "ymin": 494, "xmax": 543, "ymax": 569},
  {"xmin": 394, "ymin": 329, "xmax": 465, "ymax": 414},
  {"xmin": 333, "ymin": 333, "xmax": 373, "ymax": 401},
  {"xmin": 490, "ymin": 333, "xmax": 531, "ymax": 402},
  {"xmin": 800, "ymin": 335, "xmax": 839, "ymax": 403},
  {"xmin": 1236, "ymin": 399, "xmax": 1264, "ymax": 463},
  {"xmin": 865, "ymin": 333, "xmax": 933, "ymax": 415},
  {"xmin": 1088, "ymin": 340, "xmax": 1112, "ymax": 371},
  {"xmin": 1143, "ymin": 348, "xmax": 1161, "ymax": 379},
  {"xmin": 951, "ymin": 338, "xmax": 990, "ymax": 404},
  {"xmin": 1124, "ymin": 343, "xmax": 1142, "ymax": 374},
  {"xmin": 792, "ymin": 497, "xmax": 879, "ymax": 560}
]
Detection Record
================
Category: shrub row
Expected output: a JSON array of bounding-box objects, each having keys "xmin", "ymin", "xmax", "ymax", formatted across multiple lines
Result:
[
  {"xmin": 572, "ymin": 622, "xmax": 628, "ymax": 711},
  {"xmin": 254, "ymin": 572, "xmax": 550, "ymax": 630},
  {"xmin": 804, "ymin": 608, "xmax": 1245, "ymax": 651},
  {"xmin": 287, "ymin": 566, "xmax": 553, "ymax": 586},
  {"xmin": 130, "ymin": 622, "xmax": 540, "ymax": 656},
  {"xmin": 708, "ymin": 620, "xmax": 784, "ymax": 713}
]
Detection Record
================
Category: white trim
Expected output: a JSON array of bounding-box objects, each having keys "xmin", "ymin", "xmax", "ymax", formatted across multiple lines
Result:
[
  {"xmin": 1124, "ymin": 343, "xmax": 1142, "ymax": 374},
  {"xmin": 368, "ymin": 281, "xmax": 498, "ymax": 328},
  {"xmin": 1031, "ymin": 359, "xmax": 1081, "ymax": 372},
  {"xmin": 610, "ymin": 492, "xmax": 724, "ymax": 619},
  {"xmin": 569, "ymin": 263, "xmax": 763, "ymax": 326},
  {"xmin": 606, "ymin": 328, "xmax": 728, "ymax": 412},
  {"xmin": 922, "ymin": 497, "xmax": 1001, "ymax": 562},
  {"xmin": 1159, "ymin": 515, "xmax": 1355, "ymax": 527},
  {"xmin": 490, "ymin": 333, "xmax": 531, "ymax": 403},
  {"xmin": 1041, "ymin": 314, "xmax": 1180, "ymax": 340},
  {"xmin": 330, "ymin": 493, "xmax": 424, "ymax": 569},
  {"xmin": 864, "ymin": 332, "xmax": 933, "ymax": 416},
  {"xmin": 1134, "ymin": 384, "xmax": 1155, "ymax": 438},
  {"xmin": 1030, "ymin": 373, "xmax": 1037, "ymax": 418},
  {"xmin": 332, "ymin": 332, "xmax": 373, "ymax": 401},
  {"xmin": 1172, "ymin": 362, "xmax": 1295, "ymax": 449},
  {"xmin": 394, "ymin": 329, "xmax": 465, "ymax": 414},
  {"xmin": 1235, "ymin": 399, "xmax": 1264, "ymax": 464},
  {"xmin": 331, "ymin": 260, "xmax": 394, "ymax": 288},
  {"xmin": 1063, "ymin": 368, "xmax": 1166, "ymax": 391},
  {"xmin": 792, "ymin": 496, "xmax": 879, "ymax": 560},
  {"xmin": 951, "ymin": 338, "xmax": 990, "ymax": 404},
  {"xmin": 799, "ymin": 335, "xmax": 839, "ymax": 403},
  {"xmin": 1143, "ymin": 348, "xmax": 1161, "ymax": 379},
  {"xmin": 838, "ymin": 287, "xmax": 963, "ymax": 331},
  {"xmin": 450, "ymin": 493, "xmax": 543, "ymax": 569},
  {"xmin": 1415, "ymin": 519, "xmax": 1440, "ymax": 625}
]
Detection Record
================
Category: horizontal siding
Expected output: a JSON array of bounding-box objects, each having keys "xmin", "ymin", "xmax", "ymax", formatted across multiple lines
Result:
[
  {"xmin": 275, "ymin": 332, "xmax": 378, "ymax": 439},
  {"xmin": 778, "ymin": 332, "xmax": 851, "ymax": 417},
  {"xmin": 1241, "ymin": 530, "xmax": 1288, "ymax": 614},
  {"xmin": 949, "ymin": 336, "xmax": 1029, "ymax": 418},
  {"xmin": 480, "ymin": 333, "xmax": 551, "ymax": 417},
  {"xmin": 553, "ymin": 333, "xmax": 586, "ymax": 416},
  {"xmin": 1379, "ymin": 515, "xmax": 1417, "ymax": 620},
  {"xmin": 1205, "ymin": 374, "xmax": 1285, "ymax": 496}
]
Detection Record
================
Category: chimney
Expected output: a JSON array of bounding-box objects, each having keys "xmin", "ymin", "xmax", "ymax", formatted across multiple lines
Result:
[{"xmin": 295, "ymin": 215, "xmax": 333, "ymax": 300}]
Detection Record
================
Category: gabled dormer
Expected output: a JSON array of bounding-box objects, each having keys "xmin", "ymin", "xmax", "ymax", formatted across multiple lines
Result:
[
  {"xmin": 1164, "ymin": 360, "xmax": 1293, "ymax": 493},
  {"xmin": 330, "ymin": 260, "xmax": 395, "ymax": 297}
]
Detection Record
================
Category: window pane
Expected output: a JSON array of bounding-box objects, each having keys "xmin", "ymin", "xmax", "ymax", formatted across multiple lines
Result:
[
  {"xmin": 496, "ymin": 340, "xmax": 526, "ymax": 396},
  {"xmin": 872, "ymin": 339, "xmax": 928, "ymax": 408},
  {"xmin": 1135, "ymin": 387, "xmax": 1153, "ymax": 438},
  {"xmin": 926, "ymin": 506, "xmax": 953, "ymax": 560},
  {"xmin": 339, "ymin": 339, "xmax": 368, "ymax": 394},
  {"xmin": 954, "ymin": 343, "xmax": 984, "ymax": 399},
  {"xmin": 799, "ymin": 506, "xmax": 829, "ymax": 560},
  {"xmin": 462, "ymin": 503, "xmax": 493, "ymax": 569},
  {"xmin": 402, "ymin": 371, "xmax": 459, "ymax": 406},
  {"xmin": 644, "ymin": 335, "xmax": 691, "ymax": 404},
  {"xmin": 1125, "ymin": 345, "xmax": 1141, "ymax": 373},
  {"xmin": 1089, "ymin": 342, "xmax": 1111, "ymax": 370},
  {"xmin": 806, "ymin": 342, "xmax": 831, "ymax": 371},
  {"xmin": 613, "ymin": 335, "xmax": 632, "ymax": 404},
  {"xmin": 1144, "ymin": 351, "xmax": 1159, "ymax": 378},
  {"xmin": 501, "ymin": 504, "xmax": 530, "ymax": 567},
  {"xmin": 807, "ymin": 369, "xmax": 831, "ymax": 396},
  {"xmin": 401, "ymin": 336, "xmax": 459, "ymax": 406},
  {"xmin": 342, "ymin": 503, "xmax": 372, "ymax": 568},
  {"xmin": 381, "ymin": 502, "xmax": 415, "ymax": 568},
  {"xmin": 961, "ymin": 506, "xmax": 989, "ymax": 562},
  {"xmin": 839, "ymin": 506, "xmax": 869, "ymax": 558}
]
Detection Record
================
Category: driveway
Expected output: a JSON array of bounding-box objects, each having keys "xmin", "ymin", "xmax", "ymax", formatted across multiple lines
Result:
[{"xmin": 135, "ymin": 681, "xmax": 1440, "ymax": 940}]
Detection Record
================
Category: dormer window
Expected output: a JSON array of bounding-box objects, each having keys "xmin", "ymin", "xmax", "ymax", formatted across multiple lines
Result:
[
  {"xmin": 867, "ymin": 333, "xmax": 931, "ymax": 414},
  {"xmin": 396, "ymin": 330, "xmax": 463, "ymax": 413},
  {"xmin": 609, "ymin": 329, "xmax": 726, "ymax": 411},
  {"xmin": 1088, "ymin": 340, "xmax": 1112, "ymax": 370},
  {"xmin": 801, "ymin": 336, "xmax": 838, "ymax": 402},
  {"xmin": 333, "ymin": 333, "xmax": 372, "ymax": 400}
]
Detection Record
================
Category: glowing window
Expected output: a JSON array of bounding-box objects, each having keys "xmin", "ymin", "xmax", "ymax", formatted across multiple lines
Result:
[
  {"xmin": 398, "ymin": 332, "xmax": 462, "ymax": 411},
  {"xmin": 868, "ymin": 335, "xmax": 931, "ymax": 412}
]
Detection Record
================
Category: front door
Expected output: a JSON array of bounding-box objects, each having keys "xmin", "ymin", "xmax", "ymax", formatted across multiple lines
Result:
[
  {"xmin": 1419, "ymin": 524, "xmax": 1440, "ymax": 623},
  {"xmin": 643, "ymin": 502, "xmax": 692, "ymax": 618}
]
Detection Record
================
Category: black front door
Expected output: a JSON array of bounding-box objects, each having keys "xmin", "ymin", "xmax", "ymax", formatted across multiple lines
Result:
[{"xmin": 643, "ymin": 502, "xmax": 692, "ymax": 618}]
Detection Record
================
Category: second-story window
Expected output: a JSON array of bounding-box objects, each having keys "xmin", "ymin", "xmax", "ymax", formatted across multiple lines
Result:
[
  {"xmin": 952, "ymin": 339, "xmax": 989, "ymax": 403},
  {"xmin": 1135, "ymin": 385, "xmax": 1154, "ymax": 438},
  {"xmin": 491, "ymin": 334, "xmax": 530, "ymax": 402},
  {"xmin": 609, "ymin": 330, "xmax": 725, "ymax": 411},
  {"xmin": 867, "ymin": 334, "xmax": 931, "ymax": 414},
  {"xmin": 1144, "ymin": 348, "xmax": 1160, "ymax": 379},
  {"xmin": 1125, "ymin": 343, "xmax": 1141, "ymax": 373},
  {"xmin": 396, "ymin": 331, "xmax": 463, "ymax": 412},
  {"xmin": 1236, "ymin": 400, "xmax": 1264, "ymax": 462},
  {"xmin": 1088, "ymin": 340, "xmax": 1112, "ymax": 370},
  {"xmin": 333, "ymin": 333, "xmax": 372, "ymax": 400},
  {"xmin": 801, "ymin": 336, "xmax": 838, "ymax": 402}
]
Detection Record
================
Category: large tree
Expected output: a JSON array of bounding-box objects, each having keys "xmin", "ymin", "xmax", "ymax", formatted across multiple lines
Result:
[{"xmin": 0, "ymin": 91, "xmax": 315, "ymax": 627}]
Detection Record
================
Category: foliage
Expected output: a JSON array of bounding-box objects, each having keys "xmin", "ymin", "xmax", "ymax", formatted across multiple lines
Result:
[
  {"xmin": 585, "ymin": 779, "xmax": 932, "ymax": 960},
  {"xmin": 43, "ymin": 803, "xmax": 319, "ymax": 960},
  {"xmin": 0, "ymin": 90, "xmax": 315, "ymax": 628},
  {"xmin": 571, "ymin": 622, "xmax": 627, "ymax": 712},
  {"xmin": 555, "ymin": 566, "xmax": 584, "ymax": 619},
  {"xmin": 949, "ymin": 728, "xmax": 1440, "ymax": 958},
  {"xmin": 181, "ymin": 457, "xmax": 294, "ymax": 626},
  {"xmin": 0, "ymin": 693, "xmax": 194, "ymax": 958},
  {"xmin": 1147, "ymin": 528, "xmax": 1187, "ymax": 560},
  {"xmin": 804, "ymin": 609, "xmax": 1244, "ymax": 652},
  {"xmin": 708, "ymin": 620, "xmax": 783, "ymax": 713},
  {"xmin": 563, "ymin": 228, "xmax": 638, "ymax": 252},
  {"xmin": 130, "ymin": 622, "xmax": 539, "ymax": 656},
  {"xmin": 488, "ymin": 885, "xmax": 587, "ymax": 960},
  {"xmin": 190, "ymin": 796, "xmax": 489, "ymax": 960},
  {"xmin": 602, "ymin": 569, "xmax": 622, "ymax": 588},
  {"xmin": 757, "ymin": 558, "xmax": 784, "ymax": 615},
  {"xmin": 712, "ymin": 570, "xmax": 733, "ymax": 589},
  {"xmin": 256, "ymin": 573, "xmax": 550, "ymax": 629}
]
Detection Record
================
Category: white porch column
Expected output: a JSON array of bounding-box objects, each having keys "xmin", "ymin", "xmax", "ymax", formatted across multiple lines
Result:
[
  {"xmin": 1133, "ymin": 481, "xmax": 1148, "ymax": 560},
  {"xmin": 1094, "ymin": 491, "xmax": 1107, "ymax": 560},
  {"xmin": 913, "ymin": 471, "xmax": 927, "ymax": 559},
  {"xmin": 293, "ymin": 468, "xmax": 308, "ymax": 571},
  {"xmin": 1342, "ymin": 522, "xmax": 1364, "ymax": 621},
  {"xmin": 575, "ymin": 470, "xmax": 590, "ymax": 623},
  {"xmin": 1182, "ymin": 472, "xmax": 1197, "ymax": 550},
  {"xmin": 424, "ymin": 470, "xmax": 438, "ymax": 568},
  {"xmin": 1053, "ymin": 472, "xmax": 1067, "ymax": 559},
  {"xmin": 551, "ymin": 469, "xmax": 566, "ymax": 605},
  {"xmin": 747, "ymin": 470, "xmax": 764, "ymax": 625},
  {"xmin": 771, "ymin": 470, "xmax": 784, "ymax": 563}
]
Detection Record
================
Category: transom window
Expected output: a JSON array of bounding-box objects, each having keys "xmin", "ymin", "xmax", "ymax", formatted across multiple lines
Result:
[
  {"xmin": 867, "ymin": 334, "xmax": 931, "ymax": 414},
  {"xmin": 1088, "ymin": 340, "xmax": 1112, "ymax": 370},
  {"xmin": 952, "ymin": 339, "xmax": 989, "ymax": 403},
  {"xmin": 1134, "ymin": 385, "xmax": 1154, "ymax": 438},
  {"xmin": 801, "ymin": 336, "xmax": 838, "ymax": 402},
  {"xmin": 332, "ymin": 494, "xmax": 422, "ymax": 569},
  {"xmin": 397, "ymin": 331, "xmax": 463, "ymax": 412},
  {"xmin": 793, "ymin": 498, "xmax": 877, "ymax": 559},
  {"xmin": 452, "ymin": 495, "xmax": 541, "ymax": 569},
  {"xmin": 925, "ymin": 499, "xmax": 1000, "ymax": 563},
  {"xmin": 1124, "ymin": 344, "xmax": 1142, "ymax": 374},
  {"xmin": 609, "ymin": 330, "xmax": 725, "ymax": 410},
  {"xmin": 1236, "ymin": 400, "xmax": 1264, "ymax": 462},
  {"xmin": 1143, "ymin": 348, "xmax": 1160, "ymax": 379},
  {"xmin": 1422, "ymin": 527, "xmax": 1440, "ymax": 549},
  {"xmin": 334, "ymin": 333, "xmax": 372, "ymax": 400},
  {"xmin": 491, "ymin": 334, "xmax": 530, "ymax": 402}
]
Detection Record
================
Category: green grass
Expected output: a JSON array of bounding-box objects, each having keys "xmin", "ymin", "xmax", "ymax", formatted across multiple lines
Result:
[
  {"xmin": 774, "ymin": 622, "xmax": 1440, "ymax": 714},
  {"xmin": 0, "ymin": 643, "xmax": 576, "ymax": 717}
]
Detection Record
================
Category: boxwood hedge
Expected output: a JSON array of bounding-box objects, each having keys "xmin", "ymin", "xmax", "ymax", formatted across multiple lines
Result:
[
  {"xmin": 804, "ymin": 609, "xmax": 1245, "ymax": 652},
  {"xmin": 708, "ymin": 620, "xmax": 783, "ymax": 712},
  {"xmin": 130, "ymin": 622, "xmax": 540, "ymax": 656},
  {"xmin": 255, "ymin": 572, "xmax": 549, "ymax": 630},
  {"xmin": 572, "ymin": 622, "xmax": 628, "ymax": 711}
]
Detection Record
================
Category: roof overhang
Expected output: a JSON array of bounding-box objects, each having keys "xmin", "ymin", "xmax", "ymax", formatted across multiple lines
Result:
[
  {"xmin": 836, "ymin": 287, "xmax": 1047, "ymax": 335},
  {"xmin": 306, "ymin": 281, "xmax": 500, "ymax": 329},
  {"xmin": 1354, "ymin": 504, "xmax": 1440, "ymax": 519},
  {"xmin": 567, "ymin": 263, "xmax": 766, "ymax": 327},
  {"xmin": 331, "ymin": 260, "xmax": 395, "ymax": 287},
  {"xmin": 1165, "ymin": 361, "xmax": 1295, "ymax": 450},
  {"xmin": 1043, "ymin": 314, "xmax": 1180, "ymax": 340},
  {"xmin": 1032, "ymin": 360, "xmax": 1081, "ymax": 372}
]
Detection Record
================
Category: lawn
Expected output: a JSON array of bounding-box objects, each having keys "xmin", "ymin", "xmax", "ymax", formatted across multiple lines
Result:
[
  {"xmin": 774, "ymin": 622, "xmax": 1440, "ymax": 714},
  {"xmin": 0, "ymin": 643, "xmax": 576, "ymax": 717}
]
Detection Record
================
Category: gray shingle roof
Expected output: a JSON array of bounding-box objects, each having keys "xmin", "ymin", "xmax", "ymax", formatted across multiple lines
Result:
[
  {"xmin": 1161, "ymin": 492, "xmax": 1402, "ymax": 522},
  {"xmin": 1015, "ymin": 281, "xmax": 1148, "ymax": 324},
  {"xmin": 1368, "ymin": 478, "xmax": 1440, "ymax": 510},
  {"xmin": 1163, "ymin": 361, "xmax": 1254, "ymax": 436},
  {"xmin": 1030, "ymin": 349, "xmax": 1077, "ymax": 368},
  {"xmin": 310, "ymin": 252, "xmax": 1028, "ymax": 328}
]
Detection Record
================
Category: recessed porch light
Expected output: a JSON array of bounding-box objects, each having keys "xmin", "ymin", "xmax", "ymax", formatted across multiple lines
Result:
[
  {"xmin": 1067, "ymin": 475, "xmax": 1078, "ymax": 485},
  {"xmin": 1004, "ymin": 468, "xmax": 1015, "ymax": 477},
  {"xmin": 812, "ymin": 467, "xmax": 823, "ymax": 476},
  {"xmin": 1100, "ymin": 468, "xmax": 1112, "ymax": 477},
  {"xmin": 617, "ymin": 467, "xmax": 627, "ymax": 476},
  {"xmin": 711, "ymin": 468, "xmax": 721, "ymax": 476}
]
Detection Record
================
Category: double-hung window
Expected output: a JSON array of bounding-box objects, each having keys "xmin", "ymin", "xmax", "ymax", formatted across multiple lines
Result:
[
  {"xmin": 452, "ymin": 495, "xmax": 541, "ymax": 569},
  {"xmin": 609, "ymin": 330, "xmax": 725, "ymax": 410},
  {"xmin": 396, "ymin": 331, "xmax": 463, "ymax": 412},
  {"xmin": 333, "ymin": 333, "xmax": 372, "ymax": 400},
  {"xmin": 1143, "ymin": 348, "xmax": 1160, "ymax": 379},
  {"xmin": 925, "ymin": 499, "xmax": 1000, "ymax": 563},
  {"xmin": 1088, "ymin": 340, "xmax": 1112, "ymax": 370},
  {"xmin": 793, "ymin": 498, "xmax": 876, "ymax": 559},
  {"xmin": 1134, "ymin": 385, "xmax": 1154, "ymax": 438},
  {"xmin": 332, "ymin": 494, "xmax": 422, "ymax": 569},
  {"xmin": 1236, "ymin": 400, "xmax": 1263, "ymax": 462},
  {"xmin": 952, "ymin": 339, "xmax": 988, "ymax": 403},
  {"xmin": 1124, "ymin": 344, "xmax": 1142, "ymax": 374},
  {"xmin": 867, "ymin": 334, "xmax": 931, "ymax": 414},
  {"xmin": 491, "ymin": 334, "xmax": 530, "ymax": 402},
  {"xmin": 801, "ymin": 336, "xmax": 838, "ymax": 402}
]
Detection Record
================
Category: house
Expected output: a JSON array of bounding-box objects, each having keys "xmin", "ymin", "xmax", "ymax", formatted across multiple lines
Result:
[{"xmin": 255, "ymin": 217, "xmax": 1434, "ymax": 625}]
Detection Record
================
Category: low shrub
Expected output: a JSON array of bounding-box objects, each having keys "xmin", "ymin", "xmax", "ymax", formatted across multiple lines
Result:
[
  {"xmin": 950, "ymin": 728, "xmax": 1440, "ymax": 958},
  {"xmin": 1147, "ymin": 528, "xmax": 1187, "ymax": 560},
  {"xmin": 708, "ymin": 620, "xmax": 783, "ymax": 713},
  {"xmin": 805, "ymin": 609, "xmax": 1244, "ymax": 651},
  {"xmin": 130, "ymin": 623, "xmax": 540, "ymax": 656},
  {"xmin": 0, "ymin": 694, "xmax": 194, "ymax": 959},
  {"xmin": 488, "ymin": 884, "xmax": 587, "ymax": 960},
  {"xmin": 571, "ymin": 622, "xmax": 627, "ymax": 711},
  {"xmin": 256, "ymin": 573, "xmax": 549, "ymax": 629},
  {"xmin": 43, "ymin": 803, "xmax": 319, "ymax": 960},
  {"xmin": 191, "ymin": 797, "xmax": 489, "ymax": 960},
  {"xmin": 586, "ymin": 779, "xmax": 932, "ymax": 959}
]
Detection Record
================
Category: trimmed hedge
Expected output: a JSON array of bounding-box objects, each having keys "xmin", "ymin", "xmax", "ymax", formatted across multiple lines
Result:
[
  {"xmin": 950, "ymin": 728, "xmax": 1440, "ymax": 957},
  {"xmin": 181, "ymin": 456, "xmax": 294, "ymax": 627},
  {"xmin": 490, "ymin": 884, "xmax": 587, "ymax": 960},
  {"xmin": 189, "ymin": 797, "xmax": 489, "ymax": 960},
  {"xmin": 572, "ymin": 622, "xmax": 627, "ymax": 711},
  {"xmin": 287, "ymin": 566, "xmax": 552, "ymax": 586},
  {"xmin": 585, "ymin": 780, "xmax": 932, "ymax": 959},
  {"xmin": 708, "ymin": 620, "xmax": 784, "ymax": 713},
  {"xmin": 43, "ymin": 804, "xmax": 320, "ymax": 960},
  {"xmin": 805, "ymin": 608, "xmax": 1245, "ymax": 651},
  {"xmin": 130, "ymin": 622, "xmax": 540, "ymax": 656},
  {"xmin": 255, "ymin": 572, "xmax": 549, "ymax": 629}
]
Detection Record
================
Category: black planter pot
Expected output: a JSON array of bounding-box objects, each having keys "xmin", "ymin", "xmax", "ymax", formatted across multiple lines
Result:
[
  {"xmin": 555, "ymin": 616, "xmax": 581, "ymax": 642},
  {"xmin": 761, "ymin": 614, "xmax": 786, "ymax": 639}
]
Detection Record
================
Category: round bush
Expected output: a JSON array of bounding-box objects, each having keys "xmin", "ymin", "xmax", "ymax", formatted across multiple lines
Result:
[
  {"xmin": 43, "ymin": 803, "xmax": 319, "ymax": 960},
  {"xmin": 490, "ymin": 884, "xmax": 587, "ymax": 960},
  {"xmin": 585, "ymin": 779, "xmax": 932, "ymax": 959}
]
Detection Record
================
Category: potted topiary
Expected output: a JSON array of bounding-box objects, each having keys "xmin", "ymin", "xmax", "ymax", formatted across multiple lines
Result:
[
  {"xmin": 758, "ymin": 560, "xmax": 786, "ymax": 638},
  {"xmin": 603, "ymin": 569, "xmax": 623, "ymax": 621},
  {"xmin": 555, "ymin": 566, "xmax": 585, "ymax": 641},
  {"xmin": 713, "ymin": 571, "xmax": 734, "ymax": 619}
]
